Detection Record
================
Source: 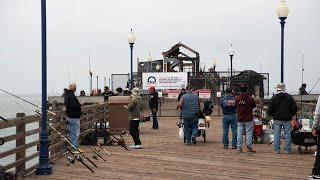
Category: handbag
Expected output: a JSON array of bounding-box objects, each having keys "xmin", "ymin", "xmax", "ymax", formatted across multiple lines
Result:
[
  {"xmin": 179, "ymin": 127, "xmax": 184, "ymax": 139},
  {"xmin": 205, "ymin": 116, "xmax": 211, "ymax": 124}
]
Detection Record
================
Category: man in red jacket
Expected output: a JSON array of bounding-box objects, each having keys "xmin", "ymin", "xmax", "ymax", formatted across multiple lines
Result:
[{"xmin": 235, "ymin": 84, "xmax": 256, "ymax": 153}]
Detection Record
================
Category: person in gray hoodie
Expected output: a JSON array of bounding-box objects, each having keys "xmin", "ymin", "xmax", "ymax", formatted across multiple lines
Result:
[
  {"xmin": 308, "ymin": 96, "xmax": 320, "ymax": 179},
  {"xmin": 127, "ymin": 87, "xmax": 143, "ymax": 149}
]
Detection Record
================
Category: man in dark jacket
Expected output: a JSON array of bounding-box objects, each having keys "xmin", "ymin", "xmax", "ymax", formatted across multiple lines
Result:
[
  {"xmin": 178, "ymin": 88, "xmax": 186, "ymax": 120},
  {"xmin": 149, "ymin": 86, "xmax": 159, "ymax": 129},
  {"xmin": 221, "ymin": 88, "xmax": 237, "ymax": 149},
  {"xmin": 64, "ymin": 83, "xmax": 83, "ymax": 153},
  {"xmin": 268, "ymin": 83, "xmax": 297, "ymax": 154},
  {"xmin": 235, "ymin": 84, "xmax": 256, "ymax": 153}
]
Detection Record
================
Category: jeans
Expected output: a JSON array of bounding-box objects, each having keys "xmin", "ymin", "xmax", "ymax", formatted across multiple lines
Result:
[
  {"xmin": 222, "ymin": 114, "xmax": 237, "ymax": 146},
  {"xmin": 68, "ymin": 118, "xmax": 80, "ymax": 148},
  {"xmin": 152, "ymin": 109, "xmax": 158, "ymax": 129},
  {"xmin": 129, "ymin": 120, "xmax": 141, "ymax": 145},
  {"xmin": 183, "ymin": 116, "xmax": 199, "ymax": 144},
  {"xmin": 237, "ymin": 121, "xmax": 253, "ymax": 150},
  {"xmin": 273, "ymin": 120, "xmax": 292, "ymax": 152},
  {"xmin": 312, "ymin": 130, "xmax": 320, "ymax": 175}
]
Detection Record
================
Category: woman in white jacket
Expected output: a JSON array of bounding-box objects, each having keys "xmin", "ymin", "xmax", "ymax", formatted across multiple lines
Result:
[{"xmin": 308, "ymin": 96, "xmax": 320, "ymax": 179}]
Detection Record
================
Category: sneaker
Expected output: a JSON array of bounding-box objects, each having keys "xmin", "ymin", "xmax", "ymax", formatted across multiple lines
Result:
[
  {"xmin": 191, "ymin": 136, "xmax": 197, "ymax": 145},
  {"xmin": 185, "ymin": 143, "xmax": 191, "ymax": 146},
  {"xmin": 129, "ymin": 145, "xmax": 139, "ymax": 149},
  {"xmin": 285, "ymin": 151, "xmax": 291, "ymax": 155},
  {"xmin": 223, "ymin": 145, "xmax": 228, "ymax": 149},
  {"xmin": 275, "ymin": 151, "xmax": 280, "ymax": 154},
  {"xmin": 72, "ymin": 148, "xmax": 84, "ymax": 154},
  {"xmin": 236, "ymin": 149, "xmax": 242, "ymax": 153},
  {"xmin": 247, "ymin": 147, "xmax": 256, "ymax": 153},
  {"xmin": 307, "ymin": 175, "xmax": 320, "ymax": 179},
  {"xmin": 232, "ymin": 145, "xmax": 237, "ymax": 149},
  {"xmin": 137, "ymin": 145, "xmax": 143, "ymax": 149}
]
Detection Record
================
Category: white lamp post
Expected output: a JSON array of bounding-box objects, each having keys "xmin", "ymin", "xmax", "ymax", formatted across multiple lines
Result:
[
  {"xmin": 228, "ymin": 44, "xmax": 235, "ymax": 88},
  {"xmin": 277, "ymin": 0, "xmax": 289, "ymax": 83},
  {"xmin": 128, "ymin": 29, "xmax": 136, "ymax": 90}
]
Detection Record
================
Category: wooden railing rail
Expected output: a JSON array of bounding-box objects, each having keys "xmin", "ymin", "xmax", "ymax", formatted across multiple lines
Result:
[{"xmin": 0, "ymin": 102, "xmax": 108, "ymax": 179}]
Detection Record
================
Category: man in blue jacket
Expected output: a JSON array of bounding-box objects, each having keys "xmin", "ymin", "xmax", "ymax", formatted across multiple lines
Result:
[
  {"xmin": 221, "ymin": 88, "xmax": 237, "ymax": 149},
  {"xmin": 176, "ymin": 86, "xmax": 199, "ymax": 145}
]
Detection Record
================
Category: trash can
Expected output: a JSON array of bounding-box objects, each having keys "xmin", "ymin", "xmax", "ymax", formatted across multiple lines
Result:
[{"xmin": 108, "ymin": 96, "xmax": 130, "ymax": 134}]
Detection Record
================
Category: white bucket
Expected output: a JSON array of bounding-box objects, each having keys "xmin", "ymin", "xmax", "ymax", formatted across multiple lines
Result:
[
  {"xmin": 198, "ymin": 119, "xmax": 206, "ymax": 130},
  {"xmin": 270, "ymin": 134, "xmax": 274, "ymax": 143}
]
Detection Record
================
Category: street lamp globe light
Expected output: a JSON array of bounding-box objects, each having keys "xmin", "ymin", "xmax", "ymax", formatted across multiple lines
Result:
[
  {"xmin": 277, "ymin": 0, "xmax": 289, "ymax": 83},
  {"xmin": 156, "ymin": 64, "xmax": 161, "ymax": 71},
  {"xmin": 213, "ymin": 58, "xmax": 217, "ymax": 72},
  {"xmin": 128, "ymin": 29, "xmax": 136, "ymax": 90},
  {"xmin": 228, "ymin": 44, "xmax": 235, "ymax": 88}
]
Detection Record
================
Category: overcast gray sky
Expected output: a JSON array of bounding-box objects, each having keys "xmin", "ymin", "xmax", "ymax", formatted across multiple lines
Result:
[{"xmin": 0, "ymin": 0, "xmax": 319, "ymax": 95}]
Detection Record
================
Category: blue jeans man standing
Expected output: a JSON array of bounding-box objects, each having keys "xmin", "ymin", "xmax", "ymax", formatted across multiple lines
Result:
[
  {"xmin": 220, "ymin": 88, "xmax": 237, "ymax": 149},
  {"xmin": 237, "ymin": 121, "xmax": 254, "ymax": 151},
  {"xmin": 273, "ymin": 120, "xmax": 292, "ymax": 153},
  {"xmin": 222, "ymin": 114, "xmax": 237, "ymax": 149},
  {"xmin": 268, "ymin": 83, "xmax": 297, "ymax": 154}
]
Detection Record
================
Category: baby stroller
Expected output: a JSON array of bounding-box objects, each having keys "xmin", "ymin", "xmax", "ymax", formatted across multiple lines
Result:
[{"xmin": 291, "ymin": 120, "xmax": 317, "ymax": 154}]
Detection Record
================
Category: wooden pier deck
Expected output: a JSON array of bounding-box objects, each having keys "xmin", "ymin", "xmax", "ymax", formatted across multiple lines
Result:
[{"xmin": 24, "ymin": 116, "xmax": 315, "ymax": 180}]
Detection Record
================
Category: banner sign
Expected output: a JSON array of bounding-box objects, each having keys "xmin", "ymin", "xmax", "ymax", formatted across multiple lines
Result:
[
  {"xmin": 167, "ymin": 90, "xmax": 180, "ymax": 99},
  {"xmin": 199, "ymin": 89, "xmax": 211, "ymax": 99},
  {"xmin": 142, "ymin": 72, "xmax": 188, "ymax": 90}
]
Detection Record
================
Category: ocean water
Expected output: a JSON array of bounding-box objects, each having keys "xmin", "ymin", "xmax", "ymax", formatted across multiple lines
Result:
[{"xmin": 0, "ymin": 94, "xmax": 42, "ymax": 169}]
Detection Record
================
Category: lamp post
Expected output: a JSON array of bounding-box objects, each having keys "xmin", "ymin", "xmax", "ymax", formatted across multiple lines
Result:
[
  {"xmin": 212, "ymin": 58, "xmax": 217, "ymax": 104},
  {"xmin": 35, "ymin": 0, "xmax": 52, "ymax": 175},
  {"xmin": 213, "ymin": 58, "xmax": 217, "ymax": 72},
  {"xmin": 128, "ymin": 29, "xmax": 136, "ymax": 90},
  {"xmin": 156, "ymin": 64, "xmax": 161, "ymax": 72},
  {"xmin": 277, "ymin": 0, "xmax": 289, "ymax": 83},
  {"xmin": 228, "ymin": 44, "xmax": 235, "ymax": 88},
  {"xmin": 147, "ymin": 52, "xmax": 152, "ymax": 72}
]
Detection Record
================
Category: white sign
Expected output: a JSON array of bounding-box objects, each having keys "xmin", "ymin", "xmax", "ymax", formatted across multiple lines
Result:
[
  {"xmin": 142, "ymin": 72, "xmax": 188, "ymax": 90},
  {"xmin": 199, "ymin": 89, "xmax": 211, "ymax": 99},
  {"xmin": 216, "ymin": 91, "xmax": 222, "ymax": 98},
  {"xmin": 158, "ymin": 91, "xmax": 163, "ymax": 98},
  {"xmin": 167, "ymin": 90, "xmax": 180, "ymax": 99}
]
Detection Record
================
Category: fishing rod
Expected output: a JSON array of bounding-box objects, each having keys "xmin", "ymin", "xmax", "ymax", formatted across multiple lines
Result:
[
  {"xmin": 0, "ymin": 89, "xmax": 56, "ymax": 116},
  {"xmin": 93, "ymin": 126, "xmax": 129, "ymax": 151},
  {"xmin": 35, "ymin": 110, "xmax": 98, "ymax": 169},
  {"xmin": 309, "ymin": 78, "xmax": 320, "ymax": 94},
  {"xmin": 63, "ymin": 118, "xmax": 110, "ymax": 159},
  {"xmin": 65, "ymin": 148, "xmax": 94, "ymax": 173},
  {"xmin": 66, "ymin": 118, "xmax": 112, "ymax": 156},
  {"xmin": 0, "ymin": 116, "xmax": 7, "ymax": 122}
]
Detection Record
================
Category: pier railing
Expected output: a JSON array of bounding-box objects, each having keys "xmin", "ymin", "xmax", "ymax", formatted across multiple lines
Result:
[{"xmin": 0, "ymin": 102, "xmax": 108, "ymax": 179}]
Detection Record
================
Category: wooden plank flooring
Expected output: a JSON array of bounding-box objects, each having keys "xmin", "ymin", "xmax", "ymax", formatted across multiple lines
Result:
[{"xmin": 24, "ymin": 106, "xmax": 316, "ymax": 180}]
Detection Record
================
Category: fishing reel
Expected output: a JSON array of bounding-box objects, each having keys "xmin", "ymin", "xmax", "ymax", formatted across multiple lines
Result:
[
  {"xmin": 66, "ymin": 156, "xmax": 75, "ymax": 166},
  {"xmin": 93, "ymin": 121, "xmax": 109, "ymax": 130},
  {"xmin": 116, "ymin": 136, "xmax": 126, "ymax": 145},
  {"xmin": 92, "ymin": 154, "xmax": 98, "ymax": 160}
]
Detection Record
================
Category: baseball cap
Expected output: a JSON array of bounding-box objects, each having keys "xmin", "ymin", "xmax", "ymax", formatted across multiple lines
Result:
[{"xmin": 148, "ymin": 86, "xmax": 155, "ymax": 90}]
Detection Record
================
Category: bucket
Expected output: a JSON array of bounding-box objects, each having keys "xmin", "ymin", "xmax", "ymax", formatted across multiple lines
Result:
[
  {"xmin": 270, "ymin": 134, "xmax": 274, "ymax": 143},
  {"xmin": 262, "ymin": 129, "xmax": 273, "ymax": 144},
  {"xmin": 198, "ymin": 119, "xmax": 206, "ymax": 130}
]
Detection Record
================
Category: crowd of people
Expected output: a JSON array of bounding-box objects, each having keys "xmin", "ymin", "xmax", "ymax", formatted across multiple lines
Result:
[{"xmin": 62, "ymin": 82, "xmax": 320, "ymax": 179}]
